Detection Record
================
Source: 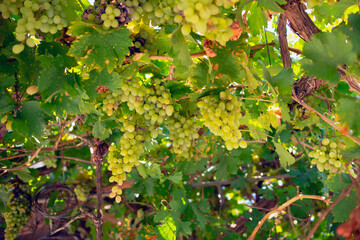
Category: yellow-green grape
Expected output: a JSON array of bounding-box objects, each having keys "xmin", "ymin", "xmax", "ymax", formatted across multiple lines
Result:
[
  {"xmin": 26, "ymin": 85, "xmax": 38, "ymax": 95},
  {"xmin": 4, "ymin": 181, "xmax": 32, "ymax": 240},
  {"xmin": 197, "ymin": 90, "xmax": 243, "ymax": 151},
  {"xmin": 308, "ymin": 139, "xmax": 350, "ymax": 176},
  {"xmin": 99, "ymin": 89, "xmax": 121, "ymax": 116},
  {"xmin": 12, "ymin": 44, "xmax": 25, "ymax": 54},
  {"xmin": 166, "ymin": 112, "xmax": 200, "ymax": 158},
  {"xmin": 239, "ymin": 140, "xmax": 247, "ymax": 149},
  {"xmin": 174, "ymin": 0, "xmax": 238, "ymax": 45}
]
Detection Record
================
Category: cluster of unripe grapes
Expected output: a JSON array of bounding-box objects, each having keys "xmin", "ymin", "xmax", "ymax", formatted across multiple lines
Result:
[
  {"xmin": 143, "ymin": 80, "xmax": 174, "ymax": 125},
  {"xmin": 4, "ymin": 181, "xmax": 32, "ymax": 240},
  {"xmin": 117, "ymin": 78, "xmax": 150, "ymax": 115},
  {"xmin": 0, "ymin": 0, "xmax": 68, "ymax": 54},
  {"xmin": 81, "ymin": 1, "xmax": 132, "ymax": 29},
  {"xmin": 127, "ymin": 0, "xmax": 175, "ymax": 26},
  {"xmin": 197, "ymin": 90, "xmax": 247, "ymax": 151},
  {"xmin": 166, "ymin": 112, "xmax": 200, "ymax": 158},
  {"xmin": 174, "ymin": 0, "xmax": 238, "ymax": 45},
  {"xmin": 108, "ymin": 118, "xmax": 146, "ymax": 203},
  {"xmin": 309, "ymin": 138, "xmax": 354, "ymax": 176},
  {"xmin": 99, "ymin": 89, "xmax": 121, "ymax": 116}
]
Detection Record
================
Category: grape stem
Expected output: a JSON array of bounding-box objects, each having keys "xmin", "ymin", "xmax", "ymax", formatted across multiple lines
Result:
[{"xmin": 248, "ymin": 194, "xmax": 331, "ymax": 240}]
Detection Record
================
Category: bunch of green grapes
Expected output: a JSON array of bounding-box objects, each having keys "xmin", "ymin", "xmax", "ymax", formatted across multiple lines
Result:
[
  {"xmin": 99, "ymin": 89, "xmax": 121, "ymax": 116},
  {"xmin": 107, "ymin": 118, "xmax": 146, "ymax": 203},
  {"xmin": 174, "ymin": 0, "xmax": 238, "ymax": 45},
  {"xmin": 197, "ymin": 90, "xmax": 246, "ymax": 151},
  {"xmin": 309, "ymin": 138, "xmax": 354, "ymax": 176},
  {"xmin": 1, "ymin": 0, "xmax": 68, "ymax": 54},
  {"xmin": 4, "ymin": 181, "xmax": 32, "ymax": 240},
  {"xmin": 127, "ymin": 0, "xmax": 175, "ymax": 26},
  {"xmin": 166, "ymin": 112, "xmax": 200, "ymax": 158},
  {"xmin": 117, "ymin": 78, "xmax": 150, "ymax": 115},
  {"xmin": 142, "ymin": 79, "xmax": 174, "ymax": 125},
  {"xmin": 81, "ymin": 1, "xmax": 132, "ymax": 29}
]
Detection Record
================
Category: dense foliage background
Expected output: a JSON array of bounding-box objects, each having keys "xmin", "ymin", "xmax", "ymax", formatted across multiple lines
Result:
[{"xmin": 0, "ymin": 0, "xmax": 360, "ymax": 239}]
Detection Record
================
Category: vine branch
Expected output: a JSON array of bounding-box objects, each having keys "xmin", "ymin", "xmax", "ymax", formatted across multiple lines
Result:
[{"xmin": 248, "ymin": 195, "xmax": 331, "ymax": 240}]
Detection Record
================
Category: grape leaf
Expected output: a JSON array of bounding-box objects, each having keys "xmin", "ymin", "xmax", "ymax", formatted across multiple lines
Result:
[
  {"xmin": 13, "ymin": 168, "xmax": 34, "ymax": 182},
  {"xmin": 337, "ymin": 98, "xmax": 360, "ymax": 135},
  {"xmin": 69, "ymin": 22, "xmax": 131, "ymax": 72},
  {"xmin": 325, "ymin": 174, "xmax": 351, "ymax": 193},
  {"xmin": 157, "ymin": 216, "xmax": 176, "ymax": 240},
  {"xmin": 82, "ymin": 69, "xmax": 122, "ymax": 98},
  {"xmin": 272, "ymin": 68, "xmax": 295, "ymax": 94},
  {"xmin": 332, "ymin": 189, "xmax": 358, "ymax": 222},
  {"xmin": 167, "ymin": 172, "xmax": 183, "ymax": 184},
  {"xmin": 273, "ymin": 141, "xmax": 296, "ymax": 167},
  {"xmin": 13, "ymin": 101, "xmax": 49, "ymax": 138},
  {"xmin": 258, "ymin": 0, "xmax": 286, "ymax": 12},
  {"xmin": 168, "ymin": 27, "xmax": 194, "ymax": 75},
  {"xmin": 247, "ymin": 3, "xmax": 267, "ymax": 36},
  {"xmin": 93, "ymin": 120, "xmax": 112, "ymax": 140},
  {"xmin": 302, "ymin": 31, "xmax": 357, "ymax": 82}
]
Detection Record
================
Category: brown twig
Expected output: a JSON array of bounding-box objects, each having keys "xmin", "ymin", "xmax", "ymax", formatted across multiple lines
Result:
[
  {"xmin": 41, "ymin": 156, "xmax": 94, "ymax": 165},
  {"xmin": 1, "ymin": 147, "xmax": 42, "ymax": 172},
  {"xmin": 248, "ymin": 195, "xmax": 331, "ymax": 240},
  {"xmin": 305, "ymin": 182, "xmax": 355, "ymax": 240}
]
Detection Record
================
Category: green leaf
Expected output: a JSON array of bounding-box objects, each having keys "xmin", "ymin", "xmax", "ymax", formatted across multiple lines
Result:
[
  {"xmin": 332, "ymin": 189, "xmax": 358, "ymax": 222},
  {"xmin": 337, "ymin": 98, "xmax": 360, "ymax": 135},
  {"xmin": 69, "ymin": 22, "xmax": 131, "ymax": 72},
  {"xmin": 273, "ymin": 141, "xmax": 296, "ymax": 167},
  {"xmin": 325, "ymin": 174, "xmax": 351, "ymax": 193},
  {"xmin": 168, "ymin": 27, "xmax": 193, "ymax": 75},
  {"xmin": 167, "ymin": 172, "xmax": 183, "ymax": 184},
  {"xmin": 302, "ymin": 31, "xmax": 357, "ymax": 82},
  {"xmin": 93, "ymin": 120, "xmax": 112, "ymax": 140},
  {"xmin": 166, "ymin": 81, "xmax": 191, "ymax": 100},
  {"xmin": 13, "ymin": 168, "xmax": 34, "ymax": 182},
  {"xmin": 13, "ymin": 101, "xmax": 49, "ymax": 137},
  {"xmin": 258, "ymin": 0, "xmax": 286, "ymax": 12},
  {"xmin": 272, "ymin": 68, "xmax": 295, "ymax": 94},
  {"xmin": 247, "ymin": 3, "xmax": 267, "ymax": 36},
  {"xmin": 157, "ymin": 216, "xmax": 176, "ymax": 240},
  {"xmin": 83, "ymin": 69, "xmax": 122, "ymax": 98}
]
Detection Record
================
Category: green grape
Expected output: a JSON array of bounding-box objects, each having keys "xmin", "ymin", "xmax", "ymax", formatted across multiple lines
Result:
[
  {"xmin": 197, "ymin": 90, "xmax": 244, "ymax": 151},
  {"xmin": 25, "ymin": 38, "xmax": 35, "ymax": 47},
  {"xmin": 12, "ymin": 44, "xmax": 24, "ymax": 54},
  {"xmin": 321, "ymin": 138, "xmax": 330, "ymax": 145},
  {"xmin": 4, "ymin": 181, "xmax": 32, "ymax": 240}
]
